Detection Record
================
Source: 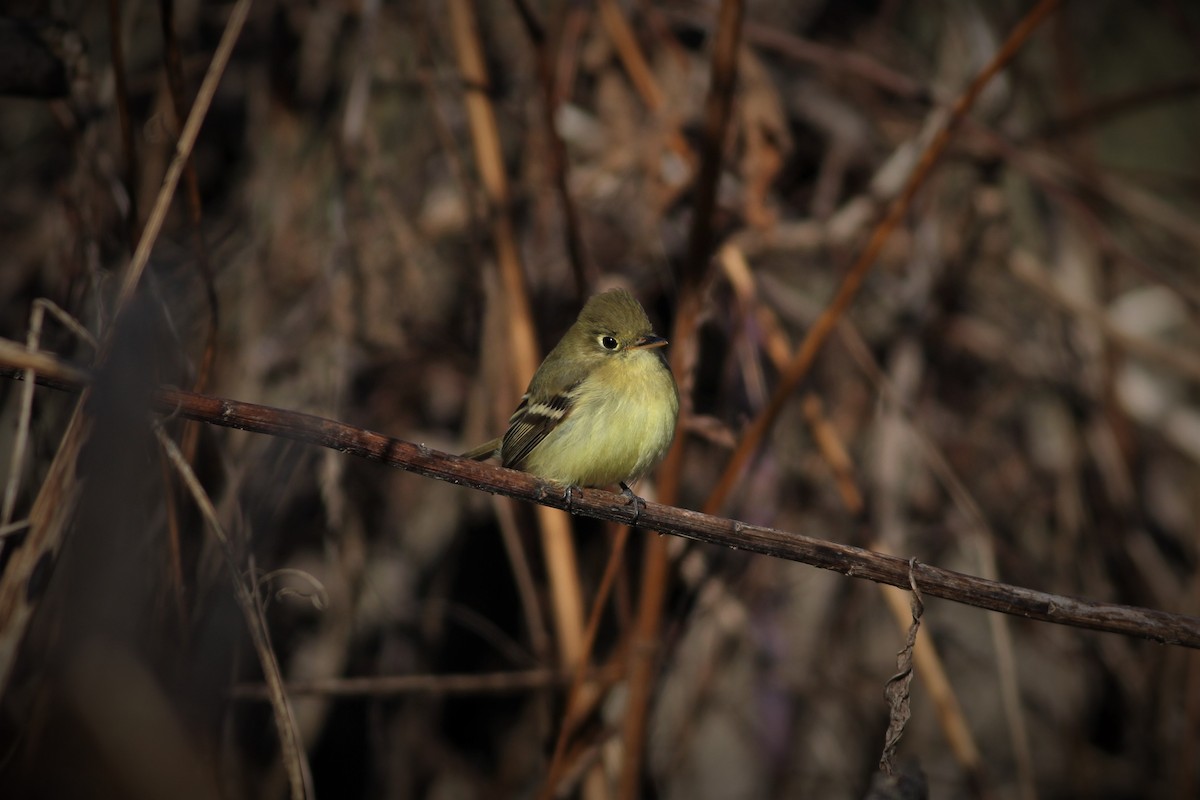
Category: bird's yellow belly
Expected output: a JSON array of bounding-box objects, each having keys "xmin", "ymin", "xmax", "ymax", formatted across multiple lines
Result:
[{"xmin": 524, "ymin": 360, "xmax": 677, "ymax": 487}]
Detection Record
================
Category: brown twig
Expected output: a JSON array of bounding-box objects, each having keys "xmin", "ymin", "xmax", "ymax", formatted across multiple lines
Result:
[
  {"xmin": 447, "ymin": 0, "xmax": 539, "ymax": 384},
  {"xmin": 541, "ymin": 525, "xmax": 632, "ymax": 798},
  {"xmin": 493, "ymin": 495, "xmax": 554, "ymax": 664},
  {"xmin": 158, "ymin": 0, "xmax": 220, "ymax": 418},
  {"xmin": 507, "ymin": 0, "xmax": 593, "ymax": 299},
  {"xmin": 447, "ymin": 0, "xmax": 587, "ymax": 676},
  {"xmin": 415, "ymin": 17, "xmax": 553, "ymax": 660},
  {"xmin": 156, "ymin": 429, "xmax": 313, "ymax": 799},
  {"xmin": 703, "ymin": 0, "xmax": 1064, "ymax": 518},
  {"xmin": 597, "ymin": 0, "xmax": 694, "ymax": 180},
  {"xmin": 959, "ymin": 119, "xmax": 1200, "ymax": 315},
  {"xmin": 2, "ymin": 350, "xmax": 1199, "ymax": 648},
  {"xmin": 724, "ymin": 254, "xmax": 986, "ymax": 780},
  {"xmin": 598, "ymin": 0, "xmax": 664, "ymax": 112},
  {"xmin": 114, "ymin": 0, "xmax": 254, "ymax": 314},
  {"xmin": 0, "ymin": 0, "xmax": 255, "ymax": 705},
  {"xmin": 620, "ymin": 1, "xmax": 745, "ymax": 795},
  {"xmin": 156, "ymin": 0, "xmax": 216, "ymax": 638},
  {"xmin": 661, "ymin": 7, "xmax": 928, "ymax": 102}
]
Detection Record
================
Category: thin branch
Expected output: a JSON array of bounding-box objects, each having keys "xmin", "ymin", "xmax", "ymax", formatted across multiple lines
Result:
[
  {"xmin": 703, "ymin": 0, "xmax": 1064, "ymax": 517},
  {"xmin": 2, "ymin": 345, "xmax": 1198, "ymax": 650},
  {"xmin": 163, "ymin": 395, "xmax": 1197, "ymax": 646},
  {"xmin": 114, "ymin": 0, "xmax": 253, "ymax": 313},
  {"xmin": 542, "ymin": 526, "xmax": 632, "ymax": 798},
  {"xmin": 622, "ymin": 0, "xmax": 745, "ymax": 795},
  {"xmin": 507, "ymin": 0, "xmax": 593, "ymax": 299},
  {"xmin": 157, "ymin": 0, "xmax": 220, "ymax": 456},
  {"xmin": 447, "ymin": 0, "xmax": 588, "ymax": 673},
  {"xmin": 155, "ymin": 428, "xmax": 313, "ymax": 800},
  {"xmin": 659, "ymin": 7, "xmax": 927, "ymax": 101}
]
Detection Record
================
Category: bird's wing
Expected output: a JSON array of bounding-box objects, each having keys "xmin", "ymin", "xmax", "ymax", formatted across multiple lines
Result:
[{"xmin": 500, "ymin": 383, "xmax": 579, "ymax": 470}]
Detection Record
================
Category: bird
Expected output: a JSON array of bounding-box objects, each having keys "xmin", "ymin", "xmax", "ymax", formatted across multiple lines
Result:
[{"xmin": 463, "ymin": 288, "xmax": 679, "ymax": 499}]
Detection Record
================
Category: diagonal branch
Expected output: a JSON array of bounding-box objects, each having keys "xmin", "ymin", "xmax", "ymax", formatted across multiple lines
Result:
[
  {"xmin": 703, "ymin": 0, "xmax": 1064, "ymax": 516},
  {"xmin": 2, "ymin": 341, "xmax": 1198, "ymax": 650}
]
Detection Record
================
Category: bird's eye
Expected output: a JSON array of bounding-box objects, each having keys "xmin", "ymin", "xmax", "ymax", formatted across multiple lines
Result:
[{"xmin": 600, "ymin": 335, "xmax": 619, "ymax": 350}]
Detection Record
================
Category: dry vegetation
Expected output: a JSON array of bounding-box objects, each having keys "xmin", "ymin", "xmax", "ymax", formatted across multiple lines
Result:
[{"xmin": 2, "ymin": 1, "xmax": 1200, "ymax": 798}]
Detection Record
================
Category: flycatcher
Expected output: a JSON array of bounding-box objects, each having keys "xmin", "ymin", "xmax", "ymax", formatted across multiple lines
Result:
[{"xmin": 464, "ymin": 288, "xmax": 679, "ymax": 491}]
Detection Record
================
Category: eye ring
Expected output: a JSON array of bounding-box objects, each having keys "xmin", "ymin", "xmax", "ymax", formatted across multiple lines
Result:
[{"xmin": 599, "ymin": 335, "xmax": 619, "ymax": 351}]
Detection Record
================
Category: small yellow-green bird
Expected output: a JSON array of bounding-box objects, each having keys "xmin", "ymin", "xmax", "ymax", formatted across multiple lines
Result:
[{"xmin": 463, "ymin": 288, "xmax": 679, "ymax": 493}]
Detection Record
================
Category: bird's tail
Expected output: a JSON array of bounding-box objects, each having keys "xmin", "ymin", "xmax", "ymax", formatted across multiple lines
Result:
[{"xmin": 460, "ymin": 437, "xmax": 502, "ymax": 461}]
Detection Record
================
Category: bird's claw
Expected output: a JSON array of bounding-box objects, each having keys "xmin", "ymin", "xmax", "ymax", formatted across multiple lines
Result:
[{"xmin": 619, "ymin": 482, "xmax": 645, "ymax": 527}]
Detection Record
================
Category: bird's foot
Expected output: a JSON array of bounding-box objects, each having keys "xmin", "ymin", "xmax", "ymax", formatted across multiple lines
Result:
[
  {"xmin": 562, "ymin": 483, "xmax": 578, "ymax": 512},
  {"xmin": 619, "ymin": 482, "xmax": 646, "ymax": 527}
]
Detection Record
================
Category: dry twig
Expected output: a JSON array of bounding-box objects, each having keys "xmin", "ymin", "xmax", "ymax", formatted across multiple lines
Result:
[{"xmin": 3, "ymin": 347, "xmax": 1197, "ymax": 650}]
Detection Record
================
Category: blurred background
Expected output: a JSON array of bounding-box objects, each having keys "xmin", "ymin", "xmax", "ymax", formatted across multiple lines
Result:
[{"xmin": 1, "ymin": 0, "xmax": 1200, "ymax": 798}]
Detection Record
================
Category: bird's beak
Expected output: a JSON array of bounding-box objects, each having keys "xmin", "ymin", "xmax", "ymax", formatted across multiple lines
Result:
[{"xmin": 631, "ymin": 334, "xmax": 668, "ymax": 350}]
